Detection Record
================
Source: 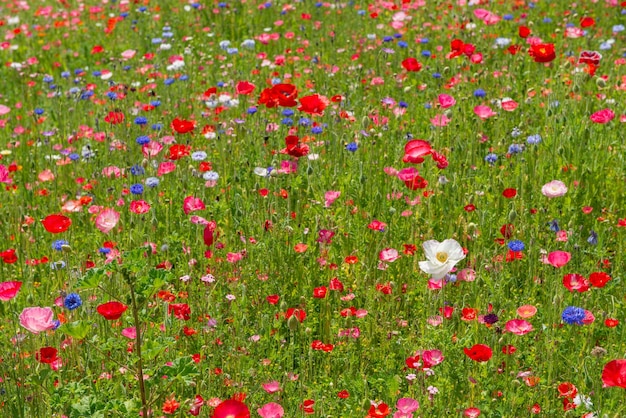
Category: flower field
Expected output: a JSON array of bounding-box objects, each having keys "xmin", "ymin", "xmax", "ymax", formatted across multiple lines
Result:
[{"xmin": 1, "ymin": 0, "xmax": 626, "ymax": 416}]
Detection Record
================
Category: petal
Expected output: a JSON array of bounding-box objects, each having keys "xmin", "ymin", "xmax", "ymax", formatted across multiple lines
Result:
[{"xmin": 422, "ymin": 240, "xmax": 441, "ymax": 263}]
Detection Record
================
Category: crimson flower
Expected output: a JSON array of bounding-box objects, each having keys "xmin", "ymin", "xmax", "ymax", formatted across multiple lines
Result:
[
  {"xmin": 529, "ymin": 43, "xmax": 556, "ymax": 63},
  {"xmin": 298, "ymin": 94, "xmax": 329, "ymax": 116},
  {"xmin": 285, "ymin": 308, "xmax": 306, "ymax": 323},
  {"xmin": 589, "ymin": 272, "xmax": 611, "ymax": 288},
  {"xmin": 401, "ymin": 57, "xmax": 422, "ymax": 72},
  {"xmin": 313, "ymin": 286, "xmax": 327, "ymax": 299},
  {"xmin": 96, "ymin": 301, "xmax": 128, "ymax": 320},
  {"xmin": 104, "ymin": 111, "xmax": 124, "ymax": 124},
  {"xmin": 42, "ymin": 214, "xmax": 72, "ymax": 234},
  {"xmin": 168, "ymin": 303, "xmax": 191, "ymax": 320},
  {"xmin": 167, "ymin": 144, "xmax": 191, "ymax": 160},
  {"xmin": 212, "ymin": 399, "xmax": 250, "ymax": 418},
  {"xmin": 464, "ymin": 344, "xmax": 493, "ymax": 362},
  {"xmin": 0, "ymin": 281, "xmax": 22, "ymax": 301},
  {"xmin": 36, "ymin": 346, "xmax": 58, "ymax": 364},
  {"xmin": 283, "ymin": 135, "xmax": 309, "ymax": 158},
  {"xmin": 602, "ymin": 359, "xmax": 626, "ymax": 388},
  {"xmin": 171, "ymin": 118, "xmax": 196, "ymax": 134},
  {"xmin": 258, "ymin": 83, "xmax": 298, "ymax": 108},
  {"xmin": 0, "ymin": 249, "xmax": 17, "ymax": 264}
]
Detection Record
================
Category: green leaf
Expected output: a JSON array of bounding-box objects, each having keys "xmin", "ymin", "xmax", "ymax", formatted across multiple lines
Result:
[
  {"xmin": 76, "ymin": 268, "xmax": 106, "ymax": 290},
  {"xmin": 62, "ymin": 321, "xmax": 92, "ymax": 340},
  {"xmin": 156, "ymin": 357, "xmax": 199, "ymax": 386}
]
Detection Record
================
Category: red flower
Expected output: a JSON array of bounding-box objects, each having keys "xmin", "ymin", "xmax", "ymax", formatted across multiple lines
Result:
[
  {"xmin": 266, "ymin": 294, "xmax": 280, "ymax": 305},
  {"xmin": 42, "ymin": 214, "xmax": 72, "ymax": 234},
  {"xmin": 162, "ymin": 397, "xmax": 180, "ymax": 415},
  {"xmin": 529, "ymin": 43, "xmax": 556, "ymax": 63},
  {"xmin": 589, "ymin": 272, "xmax": 611, "ymax": 288},
  {"xmin": 285, "ymin": 308, "xmax": 306, "ymax": 323},
  {"xmin": 235, "ymin": 81, "xmax": 256, "ymax": 95},
  {"xmin": 212, "ymin": 399, "xmax": 250, "ymax": 418},
  {"xmin": 557, "ymin": 382, "xmax": 578, "ymax": 398},
  {"xmin": 203, "ymin": 221, "xmax": 217, "ymax": 247},
  {"xmin": 605, "ymin": 318, "xmax": 619, "ymax": 328},
  {"xmin": 168, "ymin": 303, "xmax": 191, "ymax": 320},
  {"xmin": 167, "ymin": 144, "xmax": 191, "ymax": 160},
  {"xmin": 401, "ymin": 57, "xmax": 422, "ymax": 72},
  {"xmin": 313, "ymin": 286, "xmax": 327, "ymax": 299},
  {"xmin": 367, "ymin": 403, "xmax": 390, "ymax": 418},
  {"xmin": 300, "ymin": 399, "xmax": 315, "ymax": 414},
  {"xmin": 36, "ymin": 346, "xmax": 58, "ymax": 364},
  {"xmin": 518, "ymin": 26, "xmax": 531, "ymax": 38},
  {"xmin": 562, "ymin": 274, "xmax": 590, "ymax": 293},
  {"xmin": 0, "ymin": 281, "xmax": 22, "ymax": 301},
  {"xmin": 502, "ymin": 188, "xmax": 517, "ymax": 198},
  {"xmin": 406, "ymin": 355, "xmax": 421, "ymax": 369},
  {"xmin": 298, "ymin": 94, "xmax": 329, "ymax": 116},
  {"xmin": 464, "ymin": 204, "xmax": 476, "ymax": 212},
  {"xmin": 602, "ymin": 359, "xmax": 626, "ymax": 388},
  {"xmin": 0, "ymin": 249, "xmax": 17, "ymax": 264},
  {"xmin": 500, "ymin": 224, "xmax": 514, "ymax": 238},
  {"xmin": 580, "ymin": 17, "xmax": 595, "ymax": 27},
  {"xmin": 283, "ymin": 135, "xmax": 309, "ymax": 158},
  {"xmin": 329, "ymin": 277, "xmax": 344, "ymax": 292},
  {"xmin": 258, "ymin": 83, "xmax": 298, "ymax": 108},
  {"xmin": 464, "ymin": 344, "xmax": 492, "ymax": 362},
  {"xmin": 171, "ymin": 118, "xmax": 196, "ymax": 134},
  {"xmin": 578, "ymin": 50, "xmax": 602, "ymax": 66},
  {"xmin": 337, "ymin": 390, "xmax": 349, "ymax": 399},
  {"xmin": 96, "ymin": 301, "xmax": 128, "ymax": 320},
  {"xmin": 104, "ymin": 111, "xmax": 125, "ymax": 124}
]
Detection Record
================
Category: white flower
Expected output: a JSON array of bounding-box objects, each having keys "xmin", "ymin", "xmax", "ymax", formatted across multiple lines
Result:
[{"xmin": 418, "ymin": 239, "xmax": 466, "ymax": 280}]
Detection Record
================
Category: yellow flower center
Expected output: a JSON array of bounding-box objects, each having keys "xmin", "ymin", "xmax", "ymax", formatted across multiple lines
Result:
[{"xmin": 436, "ymin": 252, "xmax": 448, "ymax": 263}]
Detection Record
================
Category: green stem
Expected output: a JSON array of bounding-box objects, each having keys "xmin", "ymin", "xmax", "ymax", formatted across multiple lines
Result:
[{"xmin": 128, "ymin": 276, "xmax": 149, "ymax": 418}]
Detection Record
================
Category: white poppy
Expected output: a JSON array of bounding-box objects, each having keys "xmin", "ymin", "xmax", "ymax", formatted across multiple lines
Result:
[{"xmin": 418, "ymin": 239, "xmax": 466, "ymax": 280}]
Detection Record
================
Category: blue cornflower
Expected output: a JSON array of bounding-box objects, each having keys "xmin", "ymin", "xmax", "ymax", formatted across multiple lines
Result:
[
  {"xmin": 549, "ymin": 220, "xmax": 560, "ymax": 232},
  {"xmin": 474, "ymin": 88, "xmax": 486, "ymax": 98},
  {"xmin": 34, "ymin": 108, "xmax": 44, "ymax": 115},
  {"xmin": 69, "ymin": 153, "xmax": 80, "ymax": 161},
  {"xmin": 146, "ymin": 177, "xmax": 160, "ymax": 188},
  {"xmin": 299, "ymin": 117, "xmax": 311, "ymax": 126},
  {"xmin": 432, "ymin": 72, "xmax": 442, "ymax": 79},
  {"xmin": 107, "ymin": 92, "xmax": 118, "ymax": 100},
  {"xmin": 130, "ymin": 165, "xmax": 145, "ymax": 176},
  {"xmin": 507, "ymin": 240, "xmax": 525, "ymax": 252},
  {"xmin": 281, "ymin": 118, "xmax": 293, "ymax": 126},
  {"xmin": 203, "ymin": 171, "xmax": 219, "ymax": 181},
  {"xmin": 508, "ymin": 144, "xmax": 523, "ymax": 154},
  {"xmin": 383, "ymin": 36, "xmax": 393, "ymax": 42},
  {"xmin": 485, "ymin": 153, "xmax": 498, "ymax": 164},
  {"xmin": 130, "ymin": 184, "xmax": 144, "ymax": 195},
  {"xmin": 399, "ymin": 101, "xmax": 408, "ymax": 108},
  {"xmin": 282, "ymin": 109, "xmax": 294, "ymax": 117},
  {"xmin": 247, "ymin": 107, "xmax": 257, "ymax": 114},
  {"xmin": 562, "ymin": 306, "xmax": 586, "ymax": 325},
  {"xmin": 527, "ymin": 134, "xmax": 542, "ymax": 145},
  {"xmin": 587, "ymin": 230, "xmax": 598, "ymax": 245},
  {"xmin": 99, "ymin": 247, "xmax": 111, "ymax": 254},
  {"xmin": 421, "ymin": 50, "xmax": 431, "ymax": 58},
  {"xmin": 191, "ymin": 151, "xmax": 207, "ymax": 161},
  {"xmin": 311, "ymin": 126, "xmax": 323, "ymax": 134},
  {"xmin": 136, "ymin": 136, "xmax": 150, "ymax": 145},
  {"xmin": 164, "ymin": 78, "xmax": 175, "ymax": 86},
  {"xmin": 52, "ymin": 240, "xmax": 68, "ymax": 251},
  {"xmin": 151, "ymin": 124, "xmax": 162, "ymax": 131},
  {"xmin": 43, "ymin": 75, "xmax": 54, "ymax": 83},
  {"xmin": 346, "ymin": 142, "xmax": 358, "ymax": 152},
  {"xmin": 398, "ymin": 41, "xmax": 408, "ymax": 48},
  {"xmin": 64, "ymin": 293, "xmax": 82, "ymax": 310},
  {"xmin": 135, "ymin": 116, "xmax": 148, "ymax": 125}
]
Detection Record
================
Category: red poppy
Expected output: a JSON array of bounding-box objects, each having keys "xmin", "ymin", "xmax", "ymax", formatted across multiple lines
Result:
[
  {"xmin": 337, "ymin": 390, "xmax": 349, "ymax": 399},
  {"xmin": 298, "ymin": 94, "xmax": 329, "ymax": 116},
  {"xmin": 605, "ymin": 318, "xmax": 619, "ymax": 327},
  {"xmin": 401, "ymin": 57, "xmax": 422, "ymax": 72},
  {"xmin": 285, "ymin": 308, "xmax": 306, "ymax": 323},
  {"xmin": 162, "ymin": 397, "xmax": 180, "ymax": 415},
  {"xmin": 0, "ymin": 281, "xmax": 21, "ymax": 301},
  {"xmin": 403, "ymin": 139, "xmax": 432, "ymax": 164},
  {"xmin": 500, "ymin": 224, "xmax": 514, "ymax": 238},
  {"xmin": 589, "ymin": 272, "xmax": 611, "ymax": 288},
  {"xmin": 203, "ymin": 222, "xmax": 216, "ymax": 247},
  {"xmin": 266, "ymin": 294, "xmax": 280, "ymax": 305},
  {"xmin": 464, "ymin": 344, "xmax": 493, "ymax": 362},
  {"xmin": 518, "ymin": 26, "xmax": 531, "ymax": 38},
  {"xmin": 580, "ymin": 17, "xmax": 595, "ymax": 27},
  {"xmin": 300, "ymin": 399, "xmax": 315, "ymax": 414},
  {"xmin": 171, "ymin": 118, "xmax": 196, "ymax": 134},
  {"xmin": 557, "ymin": 382, "xmax": 578, "ymax": 398},
  {"xmin": 36, "ymin": 347, "xmax": 58, "ymax": 364},
  {"xmin": 529, "ymin": 43, "xmax": 556, "ymax": 63},
  {"xmin": 42, "ymin": 214, "xmax": 72, "ymax": 234},
  {"xmin": 367, "ymin": 403, "xmax": 390, "ymax": 418},
  {"xmin": 0, "ymin": 249, "xmax": 17, "ymax": 264},
  {"xmin": 104, "ymin": 111, "xmax": 125, "ymax": 124},
  {"xmin": 602, "ymin": 359, "xmax": 626, "ymax": 388},
  {"xmin": 258, "ymin": 83, "xmax": 298, "ymax": 108},
  {"xmin": 212, "ymin": 399, "xmax": 250, "ymax": 418},
  {"xmin": 464, "ymin": 204, "xmax": 476, "ymax": 212},
  {"xmin": 404, "ymin": 175, "xmax": 428, "ymax": 190},
  {"xmin": 313, "ymin": 286, "xmax": 327, "ymax": 299},
  {"xmin": 502, "ymin": 188, "xmax": 517, "ymax": 198},
  {"xmin": 169, "ymin": 303, "xmax": 191, "ymax": 320},
  {"xmin": 406, "ymin": 354, "xmax": 421, "ymax": 369},
  {"xmin": 562, "ymin": 274, "xmax": 590, "ymax": 293},
  {"xmin": 235, "ymin": 81, "xmax": 255, "ymax": 95},
  {"xmin": 283, "ymin": 135, "xmax": 309, "ymax": 158},
  {"xmin": 329, "ymin": 277, "xmax": 344, "ymax": 291},
  {"xmin": 96, "ymin": 301, "xmax": 128, "ymax": 320},
  {"xmin": 431, "ymin": 151, "xmax": 448, "ymax": 169},
  {"xmin": 167, "ymin": 144, "xmax": 191, "ymax": 160}
]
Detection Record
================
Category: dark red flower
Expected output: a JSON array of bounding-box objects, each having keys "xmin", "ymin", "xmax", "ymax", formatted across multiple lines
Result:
[
  {"xmin": 502, "ymin": 188, "xmax": 517, "ymax": 198},
  {"xmin": 36, "ymin": 347, "xmax": 58, "ymax": 364},
  {"xmin": 401, "ymin": 57, "xmax": 422, "ymax": 72},
  {"xmin": 500, "ymin": 224, "xmax": 514, "ymax": 238},
  {"xmin": 96, "ymin": 301, "xmax": 128, "ymax": 320},
  {"xmin": 203, "ymin": 221, "xmax": 217, "ymax": 247},
  {"xmin": 42, "ymin": 214, "xmax": 72, "ymax": 234},
  {"xmin": 603, "ymin": 359, "xmax": 626, "ymax": 388},
  {"xmin": 171, "ymin": 118, "xmax": 196, "ymax": 134},
  {"xmin": 464, "ymin": 344, "xmax": 492, "ymax": 362},
  {"xmin": 212, "ymin": 399, "xmax": 250, "ymax": 418},
  {"xmin": 529, "ymin": 43, "xmax": 556, "ymax": 63},
  {"xmin": 285, "ymin": 308, "xmax": 306, "ymax": 323}
]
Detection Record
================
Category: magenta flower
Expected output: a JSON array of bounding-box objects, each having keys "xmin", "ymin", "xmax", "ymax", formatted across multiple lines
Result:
[
  {"xmin": 394, "ymin": 397, "xmax": 419, "ymax": 418},
  {"xmin": 19, "ymin": 307, "xmax": 56, "ymax": 334},
  {"xmin": 324, "ymin": 190, "xmax": 341, "ymax": 207},
  {"xmin": 505, "ymin": 319, "xmax": 534, "ymax": 335},
  {"xmin": 379, "ymin": 248, "xmax": 400, "ymax": 263},
  {"xmin": 590, "ymin": 108, "xmax": 615, "ymax": 124},
  {"xmin": 474, "ymin": 105, "xmax": 496, "ymax": 120},
  {"xmin": 546, "ymin": 251, "xmax": 571, "ymax": 268},
  {"xmin": 183, "ymin": 196, "xmax": 206, "ymax": 215},
  {"xmin": 0, "ymin": 281, "xmax": 22, "ymax": 301}
]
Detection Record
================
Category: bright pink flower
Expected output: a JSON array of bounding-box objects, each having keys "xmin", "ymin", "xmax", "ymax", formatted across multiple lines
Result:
[
  {"xmin": 121, "ymin": 327, "xmax": 136, "ymax": 339},
  {"xmin": 501, "ymin": 98, "xmax": 518, "ymax": 111},
  {"xmin": 129, "ymin": 200, "xmax": 151, "ymax": 214},
  {"xmin": 142, "ymin": 141, "xmax": 163, "ymax": 158},
  {"xmin": 431, "ymin": 114, "xmax": 451, "ymax": 127},
  {"xmin": 95, "ymin": 208, "xmax": 120, "ymax": 234},
  {"xmin": 505, "ymin": 319, "xmax": 533, "ymax": 335},
  {"xmin": 422, "ymin": 349, "xmax": 444, "ymax": 367},
  {"xmin": 0, "ymin": 281, "xmax": 22, "ymax": 301},
  {"xmin": 19, "ymin": 307, "xmax": 56, "ymax": 334},
  {"xmin": 474, "ymin": 8, "xmax": 500, "ymax": 24},
  {"xmin": 590, "ymin": 108, "xmax": 615, "ymax": 124},
  {"xmin": 474, "ymin": 105, "xmax": 496, "ymax": 119},
  {"xmin": 438, "ymin": 94, "xmax": 456, "ymax": 108},
  {"xmin": 212, "ymin": 399, "xmax": 250, "ymax": 418},
  {"xmin": 395, "ymin": 398, "xmax": 419, "ymax": 417},
  {"xmin": 402, "ymin": 139, "xmax": 432, "ymax": 164},
  {"xmin": 464, "ymin": 407, "xmax": 481, "ymax": 418},
  {"xmin": 547, "ymin": 251, "xmax": 571, "ymax": 268},
  {"xmin": 257, "ymin": 402, "xmax": 284, "ymax": 418},
  {"xmin": 262, "ymin": 380, "xmax": 281, "ymax": 393},
  {"xmin": 183, "ymin": 196, "xmax": 205, "ymax": 215},
  {"xmin": 0, "ymin": 164, "xmax": 11, "ymax": 184}
]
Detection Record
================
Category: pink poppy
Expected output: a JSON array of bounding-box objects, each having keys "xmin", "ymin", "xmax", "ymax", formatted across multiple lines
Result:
[
  {"xmin": 379, "ymin": 248, "xmax": 400, "ymax": 263},
  {"xmin": 0, "ymin": 164, "xmax": 11, "ymax": 184},
  {"xmin": 402, "ymin": 139, "xmax": 432, "ymax": 164},
  {"xmin": 546, "ymin": 251, "xmax": 571, "ymax": 268},
  {"xmin": 95, "ymin": 208, "xmax": 120, "ymax": 234},
  {"xmin": 501, "ymin": 98, "xmax": 518, "ymax": 111},
  {"xmin": 129, "ymin": 200, "xmax": 151, "ymax": 214},
  {"xmin": 590, "ymin": 108, "xmax": 615, "ymax": 124},
  {"xmin": 262, "ymin": 381, "xmax": 281, "ymax": 393},
  {"xmin": 438, "ymin": 94, "xmax": 456, "ymax": 108},
  {"xmin": 0, "ymin": 281, "xmax": 22, "ymax": 301},
  {"xmin": 121, "ymin": 327, "xmax": 137, "ymax": 339},
  {"xmin": 541, "ymin": 180, "xmax": 568, "ymax": 197},
  {"xmin": 516, "ymin": 305, "xmax": 537, "ymax": 318},
  {"xmin": 142, "ymin": 141, "xmax": 163, "ymax": 158},
  {"xmin": 431, "ymin": 114, "xmax": 451, "ymax": 127},
  {"xmin": 324, "ymin": 190, "xmax": 341, "ymax": 207},
  {"xmin": 183, "ymin": 196, "xmax": 205, "ymax": 215},
  {"xmin": 474, "ymin": 105, "xmax": 496, "ymax": 120},
  {"xmin": 157, "ymin": 161, "xmax": 176, "ymax": 176},
  {"xmin": 257, "ymin": 402, "xmax": 284, "ymax": 418},
  {"xmin": 473, "ymin": 8, "xmax": 500, "ymax": 25},
  {"xmin": 395, "ymin": 398, "xmax": 419, "ymax": 417},
  {"xmin": 422, "ymin": 349, "xmax": 444, "ymax": 367},
  {"xmin": 464, "ymin": 407, "xmax": 481, "ymax": 418},
  {"xmin": 505, "ymin": 319, "xmax": 533, "ymax": 335},
  {"xmin": 19, "ymin": 307, "xmax": 56, "ymax": 334},
  {"xmin": 0, "ymin": 105, "xmax": 10, "ymax": 115}
]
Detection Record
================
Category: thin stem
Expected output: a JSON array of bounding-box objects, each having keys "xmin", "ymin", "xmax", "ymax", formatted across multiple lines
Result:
[{"xmin": 129, "ymin": 277, "xmax": 149, "ymax": 418}]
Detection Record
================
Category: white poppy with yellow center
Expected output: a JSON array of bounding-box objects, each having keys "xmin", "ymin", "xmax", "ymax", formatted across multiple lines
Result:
[{"xmin": 419, "ymin": 239, "xmax": 466, "ymax": 280}]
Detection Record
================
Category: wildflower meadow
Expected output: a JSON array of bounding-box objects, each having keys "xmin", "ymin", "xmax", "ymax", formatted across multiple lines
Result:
[{"xmin": 1, "ymin": 0, "xmax": 626, "ymax": 417}]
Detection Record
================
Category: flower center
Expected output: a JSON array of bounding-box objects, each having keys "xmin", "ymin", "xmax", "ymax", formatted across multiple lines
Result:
[{"xmin": 436, "ymin": 252, "xmax": 448, "ymax": 263}]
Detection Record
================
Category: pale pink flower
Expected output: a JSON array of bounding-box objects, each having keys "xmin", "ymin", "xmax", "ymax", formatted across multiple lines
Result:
[
  {"xmin": 121, "ymin": 49, "xmax": 136, "ymax": 60},
  {"xmin": 431, "ymin": 114, "xmax": 451, "ymax": 127},
  {"xmin": 500, "ymin": 98, "xmax": 518, "ymax": 111},
  {"xmin": 556, "ymin": 230, "xmax": 569, "ymax": 242},
  {"xmin": 0, "ymin": 105, "xmax": 10, "ymax": 115},
  {"xmin": 19, "ymin": 307, "xmax": 55, "ymax": 334},
  {"xmin": 226, "ymin": 252, "xmax": 243, "ymax": 263},
  {"xmin": 324, "ymin": 190, "xmax": 341, "ymax": 207},
  {"xmin": 541, "ymin": 180, "xmax": 567, "ymax": 198},
  {"xmin": 38, "ymin": 169, "xmax": 55, "ymax": 182},
  {"xmin": 142, "ymin": 141, "xmax": 163, "ymax": 158},
  {"xmin": 101, "ymin": 166, "xmax": 121, "ymax": 178},
  {"xmin": 95, "ymin": 208, "xmax": 120, "ymax": 234},
  {"xmin": 257, "ymin": 402, "xmax": 284, "ymax": 418},
  {"xmin": 157, "ymin": 161, "xmax": 176, "ymax": 176},
  {"xmin": 379, "ymin": 248, "xmax": 400, "ymax": 263},
  {"xmin": 474, "ymin": 105, "xmax": 496, "ymax": 120}
]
